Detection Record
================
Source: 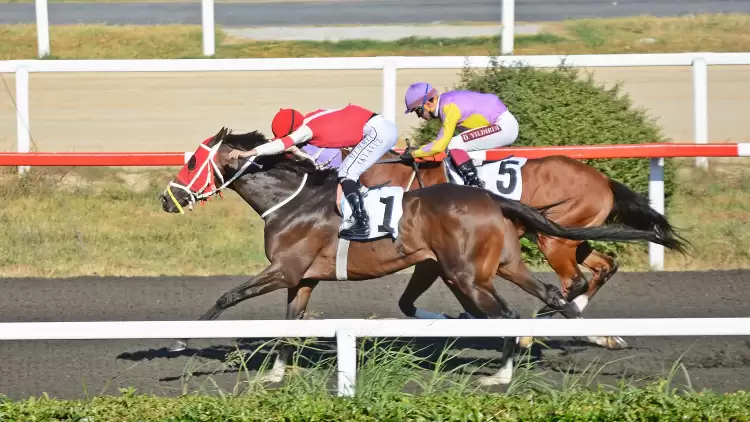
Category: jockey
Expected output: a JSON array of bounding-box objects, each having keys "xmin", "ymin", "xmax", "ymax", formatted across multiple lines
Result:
[
  {"xmin": 403, "ymin": 82, "xmax": 519, "ymax": 189},
  {"xmin": 228, "ymin": 104, "xmax": 398, "ymax": 239}
]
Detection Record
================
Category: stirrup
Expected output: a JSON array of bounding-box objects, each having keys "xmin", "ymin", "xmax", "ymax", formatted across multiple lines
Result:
[
  {"xmin": 340, "ymin": 219, "xmax": 369, "ymax": 238},
  {"xmin": 466, "ymin": 176, "xmax": 485, "ymax": 189}
]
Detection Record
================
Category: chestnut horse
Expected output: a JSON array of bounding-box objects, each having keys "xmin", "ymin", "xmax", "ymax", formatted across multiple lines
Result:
[
  {"xmin": 159, "ymin": 128, "xmax": 687, "ymax": 386},
  {"xmin": 299, "ymin": 144, "xmax": 689, "ymax": 350}
]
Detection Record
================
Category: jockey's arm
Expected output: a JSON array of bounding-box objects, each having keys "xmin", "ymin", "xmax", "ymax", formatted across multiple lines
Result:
[
  {"xmin": 254, "ymin": 125, "xmax": 314, "ymax": 156},
  {"xmin": 412, "ymin": 103, "xmax": 461, "ymax": 158},
  {"xmin": 286, "ymin": 145, "xmax": 320, "ymax": 166}
]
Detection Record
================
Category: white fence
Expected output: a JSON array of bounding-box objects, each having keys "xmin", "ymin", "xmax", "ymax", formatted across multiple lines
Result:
[
  {"xmin": 4, "ymin": 51, "xmax": 750, "ymax": 171},
  {"xmin": 2, "ymin": 317, "xmax": 749, "ymax": 396},
  {"xmin": 30, "ymin": 0, "xmax": 517, "ymax": 58}
]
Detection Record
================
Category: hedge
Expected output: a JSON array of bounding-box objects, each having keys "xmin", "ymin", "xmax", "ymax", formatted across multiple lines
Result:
[{"xmin": 1, "ymin": 385, "xmax": 748, "ymax": 421}]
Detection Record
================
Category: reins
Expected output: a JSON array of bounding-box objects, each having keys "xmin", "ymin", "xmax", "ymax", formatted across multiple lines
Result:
[
  {"xmin": 166, "ymin": 139, "xmax": 262, "ymax": 214},
  {"xmin": 167, "ymin": 140, "xmax": 310, "ymax": 219}
]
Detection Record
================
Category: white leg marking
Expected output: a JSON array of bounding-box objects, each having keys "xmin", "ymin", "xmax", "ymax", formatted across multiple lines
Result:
[
  {"xmin": 572, "ymin": 294, "xmax": 589, "ymax": 312},
  {"xmin": 262, "ymin": 353, "xmax": 287, "ymax": 383}
]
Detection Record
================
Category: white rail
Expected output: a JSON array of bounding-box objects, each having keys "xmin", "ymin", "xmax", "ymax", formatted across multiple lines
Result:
[
  {"xmin": 4, "ymin": 52, "xmax": 749, "ymax": 172},
  {"xmin": 3, "ymin": 52, "xmax": 750, "ymax": 269},
  {"xmin": 1, "ymin": 318, "xmax": 748, "ymax": 396},
  {"xmin": 29, "ymin": 0, "xmax": 517, "ymax": 57}
]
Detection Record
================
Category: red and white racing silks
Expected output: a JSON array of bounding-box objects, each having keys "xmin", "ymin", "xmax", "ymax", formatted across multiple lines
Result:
[{"xmin": 255, "ymin": 104, "xmax": 377, "ymax": 156}]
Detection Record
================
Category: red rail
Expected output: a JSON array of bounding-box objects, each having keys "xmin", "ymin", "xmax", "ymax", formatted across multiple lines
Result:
[
  {"xmin": 0, "ymin": 143, "xmax": 746, "ymax": 166},
  {"xmin": 0, "ymin": 152, "xmax": 187, "ymax": 166}
]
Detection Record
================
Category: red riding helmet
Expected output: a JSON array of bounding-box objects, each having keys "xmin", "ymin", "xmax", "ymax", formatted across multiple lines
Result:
[{"xmin": 271, "ymin": 108, "xmax": 304, "ymax": 139}]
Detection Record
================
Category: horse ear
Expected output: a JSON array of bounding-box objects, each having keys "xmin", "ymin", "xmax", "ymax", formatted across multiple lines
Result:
[{"xmin": 207, "ymin": 127, "xmax": 223, "ymax": 147}]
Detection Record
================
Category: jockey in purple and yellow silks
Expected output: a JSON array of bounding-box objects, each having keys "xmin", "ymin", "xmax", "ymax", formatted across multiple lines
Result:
[{"xmin": 403, "ymin": 82, "xmax": 519, "ymax": 189}]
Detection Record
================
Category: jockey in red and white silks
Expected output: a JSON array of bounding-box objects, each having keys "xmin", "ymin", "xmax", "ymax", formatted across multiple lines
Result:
[{"xmin": 228, "ymin": 104, "xmax": 398, "ymax": 239}]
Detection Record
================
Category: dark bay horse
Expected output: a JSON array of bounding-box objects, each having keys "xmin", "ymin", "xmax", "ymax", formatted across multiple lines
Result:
[
  {"xmin": 302, "ymin": 144, "xmax": 689, "ymax": 351},
  {"xmin": 159, "ymin": 128, "xmax": 687, "ymax": 386}
]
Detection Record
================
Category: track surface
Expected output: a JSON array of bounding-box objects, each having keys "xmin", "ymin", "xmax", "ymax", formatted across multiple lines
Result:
[
  {"xmin": 0, "ymin": 0, "xmax": 744, "ymax": 27},
  {"xmin": 0, "ymin": 270, "xmax": 748, "ymax": 400}
]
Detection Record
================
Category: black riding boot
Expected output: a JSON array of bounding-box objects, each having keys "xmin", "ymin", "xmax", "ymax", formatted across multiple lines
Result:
[
  {"xmin": 339, "ymin": 178, "xmax": 370, "ymax": 239},
  {"xmin": 456, "ymin": 160, "xmax": 485, "ymax": 189}
]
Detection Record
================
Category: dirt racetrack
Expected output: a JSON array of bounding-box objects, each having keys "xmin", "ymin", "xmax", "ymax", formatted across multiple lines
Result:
[
  {"xmin": 0, "ymin": 270, "xmax": 748, "ymax": 400},
  {"xmin": 1, "ymin": 66, "xmax": 750, "ymax": 154}
]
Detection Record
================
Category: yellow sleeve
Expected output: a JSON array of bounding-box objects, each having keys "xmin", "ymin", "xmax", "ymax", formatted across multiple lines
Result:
[{"xmin": 413, "ymin": 103, "xmax": 461, "ymax": 158}]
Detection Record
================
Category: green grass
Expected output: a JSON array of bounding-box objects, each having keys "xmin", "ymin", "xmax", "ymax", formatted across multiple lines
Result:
[
  {"xmin": 0, "ymin": 166, "xmax": 268, "ymax": 277},
  {"xmin": 0, "ymin": 158, "xmax": 747, "ymax": 277},
  {"xmin": 0, "ymin": 338, "xmax": 748, "ymax": 421},
  {"xmin": 1, "ymin": 14, "xmax": 750, "ymax": 59}
]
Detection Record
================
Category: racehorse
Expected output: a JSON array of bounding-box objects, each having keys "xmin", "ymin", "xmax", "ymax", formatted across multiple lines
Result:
[
  {"xmin": 300, "ymin": 144, "xmax": 690, "ymax": 350},
  {"xmin": 159, "ymin": 127, "xmax": 688, "ymax": 386}
]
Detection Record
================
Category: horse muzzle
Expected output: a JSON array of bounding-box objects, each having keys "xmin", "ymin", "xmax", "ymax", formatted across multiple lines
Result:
[{"xmin": 161, "ymin": 185, "xmax": 195, "ymax": 214}]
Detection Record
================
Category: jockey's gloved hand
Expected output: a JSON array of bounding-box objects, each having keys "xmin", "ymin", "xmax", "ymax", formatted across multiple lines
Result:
[{"xmin": 400, "ymin": 145, "xmax": 415, "ymax": 162}]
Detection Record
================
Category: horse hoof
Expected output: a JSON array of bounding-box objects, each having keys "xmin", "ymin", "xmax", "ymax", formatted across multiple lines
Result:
[
  {"xmin": 586, "ymin": 335, "xmax": 628, "ymax": 350},
  {"xmin": 477, "ymin": 375, "xmax": 512, "ymax": 386},
  {"xmin": 518, "ymin": 336, "xmax": 534, "ymax": 349},
  {"xmin": 261, "ymin": 365, "xmax": 286, "ymax": 384},
  {"xmin": 606, "ymin": 336, "xmax": 628, "ymax": 350},
  {"xmin": 169, "ymin": 339, "xmax": 187, "ymax": 352}
]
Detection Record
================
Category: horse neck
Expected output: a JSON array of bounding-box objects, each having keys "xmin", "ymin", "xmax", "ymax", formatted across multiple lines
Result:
[{"xmin": 229, "ymin": 166, "xmax": 334, "ymax": 223}]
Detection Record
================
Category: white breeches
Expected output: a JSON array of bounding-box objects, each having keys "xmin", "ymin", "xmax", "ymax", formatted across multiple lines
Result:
[
  {"xmin": 447, "ymin": 110, "xmax": 519, "ymax": 152},
  {"xmin": 338, "ymin": 114, "xmax": 399, "ymax": 181}
]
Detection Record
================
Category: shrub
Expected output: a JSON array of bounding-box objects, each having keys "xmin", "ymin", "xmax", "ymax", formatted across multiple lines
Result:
[{"xmin": 410, "ymin": 57, "xmax": 677, "ymax": 266}]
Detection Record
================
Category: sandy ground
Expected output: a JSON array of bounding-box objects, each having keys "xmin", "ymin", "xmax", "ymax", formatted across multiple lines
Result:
[{"xmin": 0, "ymin": 66, "xmax": 749, "ymax": 153}]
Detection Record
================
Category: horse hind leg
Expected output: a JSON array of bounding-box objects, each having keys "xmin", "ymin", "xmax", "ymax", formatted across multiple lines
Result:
[
  {"xmin": 441, "ymin": 279, "xmax": 518, "ymax": 386},
  {"xmin": 522, "ymin": 240, "xmax": 626, "ymax": 350},
  {"xmin": 531, "ymin": 240, "xmax": 626, "ymax": 350},
  {"xmin": 398, "ymin": 260, "xmax": 447, "ymax": 320},
  {"xmin": 578, "ymin": 245, "xmax": 626, "ymax": 349},
  {"xmin": 443, "ymin": 262, "xmax": 520, "ymax": 385},
  {"xmin": 514, "ymin": 237, "xmax": 589, "ymax": 349},
  {"xmin": 496, "ymin": 245, "xmax": 584, "ymax": 323}
]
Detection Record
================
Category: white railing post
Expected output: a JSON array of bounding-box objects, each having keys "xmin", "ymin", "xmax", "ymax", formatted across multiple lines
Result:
[
  {"xmin": 648, "ymin": 157, "xmax": 665, "ymax": 270},
  {"xmin": 501, "ymin": 0, "xmax": 515, "ymax": 55},
  {"xmin": 15, "ymin": 67, "xmax": 31, "ymax": 175},
  {"xmin": 336, "ymin": 329, "xmax": 356, "ymax": 397},
  {"xmin": 202, "ymin": 0, "xmax": 215, "ymax": 57},
  {"xmin": 692, "ymin": 57, "xmax": 708, "ymax": 170},
  {"xmin": 382, "ymin": 59, "xmax": 398, "ymax": 124},
  {"xmin": 35, "ymin": 0, "xmax": 50, "ymax": 58}
]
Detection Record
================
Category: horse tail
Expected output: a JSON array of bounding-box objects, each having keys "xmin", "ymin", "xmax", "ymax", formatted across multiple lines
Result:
[
  {"xmin": 604, "ymin": 178, "xmax": 691, "ymax": 253},
  {"xmin": 488, "ymin": 192, "xmax": 690, "ymax": 254}
]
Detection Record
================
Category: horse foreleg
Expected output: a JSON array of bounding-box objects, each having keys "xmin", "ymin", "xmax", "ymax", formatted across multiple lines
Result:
[
  {"xmin": 265, "ymin": 279, "xmax": 320, "ymax": 384},
  {"xmin": 398, "ymin": 260, "xmax": 445, "ymax": 319},
  {"xmin": 169, "ymin": 263, "xmax": 292, "ymax": 352}
]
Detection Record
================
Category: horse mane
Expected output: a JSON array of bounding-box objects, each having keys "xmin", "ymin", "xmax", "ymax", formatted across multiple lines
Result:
[{"xmin": 221, "ymin": 129, "xmax": 337, "ymax": 183}]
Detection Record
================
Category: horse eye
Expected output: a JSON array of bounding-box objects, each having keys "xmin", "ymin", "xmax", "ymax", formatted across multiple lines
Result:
[{"xmin": 187, "ymin": 155, "xmax": 197, "ymax": 171}]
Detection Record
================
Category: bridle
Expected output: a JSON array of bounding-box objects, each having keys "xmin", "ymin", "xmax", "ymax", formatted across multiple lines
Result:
[{"xmin": 165, "ymin": 139, "xmax": 261, "ymax": 215}]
